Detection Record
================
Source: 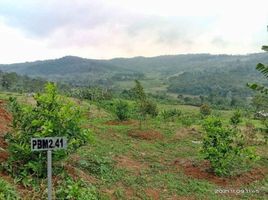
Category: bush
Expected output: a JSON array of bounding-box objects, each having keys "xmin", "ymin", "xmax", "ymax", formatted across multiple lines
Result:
[
  {"xmin": 56, "ymin": 176, "xmax": 99, "ymax": 200},
  {"xmin": 114, "ymin": 100, "xmax": 130, "ymax": 121},
  {"xmin": 4, "ymin": 83, "xmax": 92, "ymax": 180},
  {"xmin": 200, "ymin": 104, "xmax": 211, "ymax": 116},
  {"xmin": 78, "ymin": 155, "xmax": 113, "ymax": 178},
  {"xmin": 142, "ymin": 100, "xmax": 158, "ymax": 117},
  {"xmin": 0, "ymin": 178, "xmax": 19, "ymax": 200},
  {"xmin": 201, "ymin": 117, "xmax": 259, "ymax": 177},
  {"xmin": 230, "ymin": 110, "xmax": 242, "ymax": 126}
]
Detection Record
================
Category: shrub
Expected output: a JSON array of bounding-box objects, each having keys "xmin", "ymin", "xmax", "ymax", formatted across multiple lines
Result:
[
  {"xmin": 200, "ymin": 104, "xmax": 211, "ymax": 116},
  {"xmin": 78, "ymin": 154, "xmax": 113, "ymax": 178},
  {"xmin": 230, "ymin": 110, "xmax": 242, "ymax": 126},
  {"xmin": 142, "ymin": 100, "xmax": 158, "ymax": 117},
  {"xmin": 201, "ymin": 117, "xmax": 259, "ymax": 177},
  {"xmin": 56, "ymin": 176, "xmax": 99, "ymax": 200},
  {"xmin": 114, "ymin": 100, "xmax": 130, "ymax": 121},
  {"xmin": 4, "ymin": 83, "xmax": 92, "ymax": 180}
]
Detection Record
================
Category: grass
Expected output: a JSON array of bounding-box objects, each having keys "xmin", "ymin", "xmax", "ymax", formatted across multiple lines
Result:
[
  {"xmin": 1, "ymin": 93, "xmax": 267, "ymax": 199},
  {"xmin": 0, "ymin": 178, "xmax": 20, "ymax": 200}
]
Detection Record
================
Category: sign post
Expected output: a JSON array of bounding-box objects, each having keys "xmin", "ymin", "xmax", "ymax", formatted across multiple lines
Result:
[
  {"xmin": 31, "ymin": 137, "xmax": 67, "ymax": 200},
  {"xmin": 47, "ymin": 150, "xmax": 52, "ymax": 200}
]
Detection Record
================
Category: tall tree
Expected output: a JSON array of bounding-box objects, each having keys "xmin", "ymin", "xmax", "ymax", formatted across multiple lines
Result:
[{"xmin": 133, "ymin": 80, "xmax": 147, "ymax": 129}]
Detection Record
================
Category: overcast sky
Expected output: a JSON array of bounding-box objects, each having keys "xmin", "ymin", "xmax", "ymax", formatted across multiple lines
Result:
[{"xmin": 0, "ymin": 0, "xmax": 268, "ymax": 63}]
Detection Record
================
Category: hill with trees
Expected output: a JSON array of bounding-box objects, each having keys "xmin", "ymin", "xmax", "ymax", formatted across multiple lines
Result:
[{"xmin": 1, "ymin": 53, "xmax": 268, "ymax": 97}]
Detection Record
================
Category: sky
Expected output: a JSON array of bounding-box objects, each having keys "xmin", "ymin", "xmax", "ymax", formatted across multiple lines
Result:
[{"xmin": 0, "ymin": 0, "xmax": 268, "ymax": 63}]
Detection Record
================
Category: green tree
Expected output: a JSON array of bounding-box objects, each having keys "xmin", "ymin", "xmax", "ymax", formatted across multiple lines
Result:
[
  {"xmin": 132, "ymin": 80, "xmax": 158, "ymax": 129},
  {"xmin": 200, "ymin": 104, "xmax": 211, "ymax": 116},
  {"xmin": 133, "ymin": 80, "xmax": 146, "ymax": 101},
  {"xmin": 230, "ymin": 110, "xmax": 242, "ymax": 126},
  {"xmin": 1, "ymin": 72, "xmax": 18, "ymax": 90},
  {"xmin": 251, "ymin": 94, "xmax": 268, "ymax": 111},
  {"xmin": 114, "ymin": 100, "xmax": 130, "ymax": 121},
  {"xmin": 4, "ymin": 83, "xmax": 92, "ymax": 181},
  {"xmin": 202, "ymin": 117, "xmax": 258, "ymax": 177}
]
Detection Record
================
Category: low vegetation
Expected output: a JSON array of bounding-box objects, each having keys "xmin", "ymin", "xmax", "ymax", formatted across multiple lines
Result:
[{"xmin": 0, "ymin": 46, "xmax": 267, "ymax": 199}]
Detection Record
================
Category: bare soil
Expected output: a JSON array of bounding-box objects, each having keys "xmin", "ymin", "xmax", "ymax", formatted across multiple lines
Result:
[
  {"xmin": 173, "ymin": 127, "xmax": 201, "ymax": 140},
  {"xmin": 128, "ymin": 129, "xmax": 163, "ymax": 140},
  {"xmin": 173, "ymin": 159, "xmax": 268, "ymax": 187},
  {"xmin": 145, "ymin": 188, "xmax": 160, "ymax": 200},
  {"xmin": 64, "ymin": 164, "xmax": 98, "ymax": 184},
  {"xmin": 114, "ymin": 155, "xmax": 147, "ymax": 174},
  {"xmin": 0, "ymin": 100, "xmax": 11, "ymax": 162}
]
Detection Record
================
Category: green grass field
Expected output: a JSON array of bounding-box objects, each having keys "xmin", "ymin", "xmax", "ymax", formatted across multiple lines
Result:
[{"xmin": 0, "ymin": 92, "xmax": 267, "ymax": 200}]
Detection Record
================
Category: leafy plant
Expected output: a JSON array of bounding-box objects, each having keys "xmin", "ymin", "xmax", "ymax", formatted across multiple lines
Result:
[
  {"xmin": 132, "ymin": 80, "xmax": 158, "ymax": 128},
  {"xmin": 78, "ymin": 154, "xmax": 113, "ymax": 178},
  {"xmin": 161, "ymin": 109, "xmax": 182, "ymax": 121},
  {"xmin": 114, "ymin": 100, "xmax": 130, "ymax": 121},
  {"xmin": 0, "ymin": 178, "xmax": 20, "ymax": 200},
  {"xmin": 200, "ymin": 104, "xmax": 211, "ymax": 116},
  {"xmin": 4, "ymin": 83, "xmax": 92, "ymax": 180},
  {"xmin": 142, "ymin": 99, "xmax": 158, "ymax": 117},
  {"xmin": 56, "ymin": 176, "xmax": 99, "ymax": 200},
  {"xmin": 230, "ymin": 110, "xmax": 242, "ymax": 126},
  {"xmin": 201, "ymin": 117, "xmax": 259, "ymax": 177}
]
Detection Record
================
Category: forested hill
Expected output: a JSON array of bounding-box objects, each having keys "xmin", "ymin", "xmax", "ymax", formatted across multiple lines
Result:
[
  {"xmin": 0, "ymin": 53, "xmax": 268, "ymax": 96},
  {"xmin": 1, "ymin": 53, "xmax": 268, "ymax": 76},
  {"xmin": 109, "ymin": 53, "xmax": 268, "ymax": 74}
]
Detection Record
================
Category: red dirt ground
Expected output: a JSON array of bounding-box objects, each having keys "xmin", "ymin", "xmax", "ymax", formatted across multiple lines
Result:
[
  {"xmin": 0, "ymin": 100, "xmax": 11, "ymax": 162},
  {"xmin": 114, "ymin": 155, "xmax": 148, "ymax": 174},
  {"xmin": 0, "ymin": 100, "xmax": 12, "ymax": 134},
  {"xmin": 173, "ymin": 127, "xmax": 201, "ymax": 140},
  {"xmin": 145, "ymin": 188, "xmax": 160, "ymax": 200},
  {"xmin": 64, "ymin": 164, "xmax": 98, "ymax": 184},
  {"xmin": 128, "ymin": 129, "xmax": 163, "ymax": 140},
  {"xmin": 173, "ymin": 159, "xmax": 268, "ymax": 187}
]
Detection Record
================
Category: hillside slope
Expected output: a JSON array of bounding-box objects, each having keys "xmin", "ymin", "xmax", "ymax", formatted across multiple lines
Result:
[{"xmin": 1, "ymin": 53, "xmax": 268, "ymax": 96}]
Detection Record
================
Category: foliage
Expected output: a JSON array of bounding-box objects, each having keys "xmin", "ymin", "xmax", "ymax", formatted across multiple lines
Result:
[
  {"xmin": 141, "ymin": 100, "xmax": 158, "ymax": 117},
  {"xmin": 114, "ymin": 100, "xmax": 130, "ymax": 121},
  {"xmin": 160, "ymin": 109, "xmax": 182, "ymax": 121},
  {"xmin": 168, "ymin": 69, "xmax": 257, "ymax": 98},
  {"xmin": 0, "ymin": 71, "xmax": 47, "ymax": 93},
  {"xmin": 248, "ymin": 44, "xmax": 268, "ymax": 94},
  {"xmin": 251, "ymin": 94, "xmax": 268, "ymax": 111},
  {"xmin": 78, "ymin": 154, "xmax": 114, "ymax": 178},
  {"xmin": 133, "ymin": 80, "xmax": 146, "ymax": 101},
  {"xmin": 56, "ymin": 176, "xmax": 99, "ymax": 200},
  {"xmin": 0, "ymin": 178, "xmax": 19, "ymax": 200},
  {"xmin": 4, "ymin": 83, "xmax": 92, "ymax": 180},
  {"xmin": 260, "ymin": 120, "xmax": 268, "ymax": 143},
  {"xmin": 132, "ymin": 80, "xmax": 158, "ymax": 128},
  {"xmin": 70, "ymin": 87, "xmax": 112, "ymax": 101},
  {"xmin": 230, "ymin": 110, "xmax": 242, "ymax": 126},
  {"xmin": 201, "ymin": 117, "xmax": 259, "ymax": 177},
  {"xmin": 200, "ymin": 104, "xmax": 211, "ymax": 116}
]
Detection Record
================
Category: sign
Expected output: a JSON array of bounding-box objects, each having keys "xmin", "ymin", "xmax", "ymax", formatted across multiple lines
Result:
[
  {"xmin": 31, "ymin": 137, "xmax": 67, "ymax": 200},
  {"xmin": 31, "ymin": 137, "xmax": 67, "ymax": 151}
]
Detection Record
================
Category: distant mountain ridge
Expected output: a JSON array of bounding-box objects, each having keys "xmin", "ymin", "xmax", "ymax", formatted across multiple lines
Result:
[
  {"xmin": 1, "ymin": 53, "xmax": 267, "ymax": 76},
  {"xmin": 0, "ymin": 56, "xmax": 124, "ymax": 75},
  {"xmin": 0, "ymin": 53, "xmax": 268, "ymax": 96}
]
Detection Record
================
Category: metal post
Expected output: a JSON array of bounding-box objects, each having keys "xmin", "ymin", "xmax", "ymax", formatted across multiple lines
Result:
[{"xmin": 47, "ymin": 150, "xmax": 52, "ymax": 200}]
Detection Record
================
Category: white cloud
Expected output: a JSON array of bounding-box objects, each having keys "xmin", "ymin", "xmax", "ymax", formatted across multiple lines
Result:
[{"xmin": 0, "ymin": 0, "xmax": 267, "ymax": 63}]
